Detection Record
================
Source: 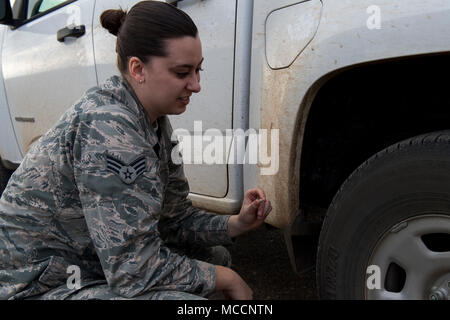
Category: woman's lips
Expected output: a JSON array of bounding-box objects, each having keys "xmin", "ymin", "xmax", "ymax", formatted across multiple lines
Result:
[{"xmin": 178, "ymin": 96, "xmax": 190, "ymax": 105}]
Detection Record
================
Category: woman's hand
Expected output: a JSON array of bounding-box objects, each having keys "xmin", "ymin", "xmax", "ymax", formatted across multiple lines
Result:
[
  {"xmin": 228, "ymin": 188, "xmax": 272, "ymax": 238},
  {"xmin": 214, "ymin": 265, "xmax": 253, "ymax": 300}
]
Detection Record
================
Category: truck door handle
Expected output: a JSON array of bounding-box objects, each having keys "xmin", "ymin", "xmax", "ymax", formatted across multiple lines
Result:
[{"xmin": 57, "ymin": 25, "xmax": 85, "ymax": 42}]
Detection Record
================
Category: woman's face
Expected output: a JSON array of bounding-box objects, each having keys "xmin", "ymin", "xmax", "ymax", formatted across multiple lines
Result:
[{"xmin": 131, "ymin": 35, "xmax": 203, "ymax": 124}]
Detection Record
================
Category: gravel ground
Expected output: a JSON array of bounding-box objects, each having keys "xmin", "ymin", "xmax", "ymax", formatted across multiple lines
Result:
[{"xmin": 228, "ymin": 224, "xmax": 318, "ymax": 300}]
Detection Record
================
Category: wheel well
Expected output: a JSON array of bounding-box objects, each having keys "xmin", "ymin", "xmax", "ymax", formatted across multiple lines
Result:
[{"xmin": 299, "ymin": 53, "xmax": 450, "ymax": 219}]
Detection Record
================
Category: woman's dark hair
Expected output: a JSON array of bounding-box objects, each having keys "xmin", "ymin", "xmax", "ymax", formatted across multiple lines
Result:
[{"xmin": 100, "ymin": 1, "xmax": 198, "ymax": 75}]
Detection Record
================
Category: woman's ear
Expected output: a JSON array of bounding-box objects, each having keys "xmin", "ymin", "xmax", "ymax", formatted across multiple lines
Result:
[{"xmin": 128, "ymin": 57, "xmax": 146, "ymax": 84}]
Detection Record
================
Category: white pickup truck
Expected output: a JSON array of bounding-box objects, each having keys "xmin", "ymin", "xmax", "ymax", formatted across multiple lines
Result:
[{"xmin": 0, "ymin": 0, "xmax": 449, "ymax": 300}]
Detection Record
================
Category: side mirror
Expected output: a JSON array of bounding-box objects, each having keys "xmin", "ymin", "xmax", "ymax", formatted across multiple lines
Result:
[{"xmin": 0, "ymin": 0, "xmax": 14, "ymax": 26}]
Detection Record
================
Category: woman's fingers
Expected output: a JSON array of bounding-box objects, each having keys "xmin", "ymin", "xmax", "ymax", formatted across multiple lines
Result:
[
  {"xmin": 247, "ymin": 188, "xmax": 266, "ymax": 202},
  {"xmin": 260, "ymin": 200, "xmax": 272, "ymax": 219},
  {"xmin": 255, "ymin": 199, "xmax": 272, "ymax": 219},
  {"xmin": 244, "ymin": 188, "xmax": 270, "ymax": 221}
]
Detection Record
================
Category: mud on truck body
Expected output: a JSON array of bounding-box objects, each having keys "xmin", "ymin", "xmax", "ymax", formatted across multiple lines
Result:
[{"xmin": 0, "ymin": 0, "xmax": 449, "ymax": 299}]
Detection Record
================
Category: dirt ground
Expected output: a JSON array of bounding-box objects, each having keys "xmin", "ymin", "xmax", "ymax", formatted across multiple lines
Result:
[{"xmin": 228, "ymin": 224, "xmax": 318, "ymax": 300}]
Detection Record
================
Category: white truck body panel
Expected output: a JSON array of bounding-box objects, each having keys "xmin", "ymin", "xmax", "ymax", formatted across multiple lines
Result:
[
  {"xmin": 189, "ymin": 0, "xmax": 255, "ymax": 214},
  {"xmin": 248, "ymin": 0, "xmax": 450, "ymax": 227},
  {"xmin": 0, "ymin": 24, "xmax": 22, "ymax": 163},
  {"xmin": 266, "ymin": 0, "xmax": 322, "ymax": 69},
  {"xmin": 2, "ymin": 0, "xmax": 97, "ymax": 155}
]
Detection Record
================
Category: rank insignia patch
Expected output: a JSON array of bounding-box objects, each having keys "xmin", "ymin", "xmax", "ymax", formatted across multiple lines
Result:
[{"xmin": 106, "ymin": 154, "xmax": 147, "ymax": 184}]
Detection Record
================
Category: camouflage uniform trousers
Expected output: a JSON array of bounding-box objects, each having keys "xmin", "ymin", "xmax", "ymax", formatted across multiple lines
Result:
[{"xmin": 31, "ymin": 245, "xmax": 231, "ymax": 300}]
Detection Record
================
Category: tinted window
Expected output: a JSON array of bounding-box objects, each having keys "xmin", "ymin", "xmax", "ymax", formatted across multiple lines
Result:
[
  {"xmin": 28, "ymin": 0, "xmax": 68, "ymax": 19},
  {"xmin": 11, "ymin": 0, "xmax": 73, "ymax": 21}
]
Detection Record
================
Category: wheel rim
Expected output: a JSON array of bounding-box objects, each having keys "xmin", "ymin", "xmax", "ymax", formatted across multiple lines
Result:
[{"xmin": 365, "ymin": 214, "xmax": 450, "ymax": 300}]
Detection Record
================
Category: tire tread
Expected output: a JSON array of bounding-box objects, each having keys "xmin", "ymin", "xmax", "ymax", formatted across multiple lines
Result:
[{"xmin": 316, "ymin": 130, "xmax": 450, "ymax": 299}]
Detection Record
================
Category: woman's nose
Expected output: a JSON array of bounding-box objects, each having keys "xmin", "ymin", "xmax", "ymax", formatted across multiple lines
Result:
[{"xmin": 187, "ymin": 73, "xmax": 201, "ymax": 93}]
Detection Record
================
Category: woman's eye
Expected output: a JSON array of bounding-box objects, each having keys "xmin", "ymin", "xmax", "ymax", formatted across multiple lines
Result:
[{"xmin": 176, "ymin": 68, "xmax": 203, "ymax": 78}]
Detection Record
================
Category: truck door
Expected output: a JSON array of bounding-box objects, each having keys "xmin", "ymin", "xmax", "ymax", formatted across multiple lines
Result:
[
  {"xmin": 93, "ymin": 0, "xmax": 237, "ymax": 198},
  {"xmin": 172, "ymin": 0, "xmax": 236, "ymax": 198},
  {"xmin": 2, "ymin": 0, "xmax": 97, "ymax": 155}
]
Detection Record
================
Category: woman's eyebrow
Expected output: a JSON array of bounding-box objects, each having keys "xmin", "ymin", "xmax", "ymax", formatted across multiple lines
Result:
[{"xmin": 174, "ymin": 57, "xmax": 204, "ymax": 68}]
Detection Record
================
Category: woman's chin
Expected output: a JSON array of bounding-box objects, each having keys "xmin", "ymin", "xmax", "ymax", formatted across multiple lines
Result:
[{"xmin": 173, "ymin": 105, "xmax": 187, "ymax": 115}]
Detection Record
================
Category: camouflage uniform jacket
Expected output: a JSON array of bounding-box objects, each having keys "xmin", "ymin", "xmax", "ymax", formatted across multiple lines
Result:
[{"xmin": 0, "ymin": 76, "xmax": 233, "ymax": 299}]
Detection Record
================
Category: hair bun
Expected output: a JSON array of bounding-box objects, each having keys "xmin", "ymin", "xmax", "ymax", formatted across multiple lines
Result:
[{"xmin": 100, "ymin": 8, "xmax": 127, "ymax": 36}]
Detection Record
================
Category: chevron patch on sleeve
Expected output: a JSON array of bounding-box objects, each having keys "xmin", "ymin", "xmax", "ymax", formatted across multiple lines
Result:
[{"xmin": 106, "ymin": 154, "xmax": 147, "ymax": 184}]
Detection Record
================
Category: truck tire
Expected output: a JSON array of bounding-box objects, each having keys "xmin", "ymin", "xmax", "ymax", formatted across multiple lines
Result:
[
  {"xmin": 0, "ymin": 159, "xmax": 13, "ymax": 196},
  {"xmin": 316, "ymin": 131, "xmax": 450, "ymax": 300}
]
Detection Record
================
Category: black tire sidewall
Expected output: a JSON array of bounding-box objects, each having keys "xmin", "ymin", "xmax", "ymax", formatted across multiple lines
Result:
[{"xmin": 317, "ymin": 135, "xmax": 450, "ymax": 299}]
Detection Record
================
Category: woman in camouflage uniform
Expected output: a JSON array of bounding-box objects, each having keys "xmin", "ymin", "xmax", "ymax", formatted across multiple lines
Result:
[{"xmin": 0, "ymin": 1, "xmax": 271, "ymax": 300}]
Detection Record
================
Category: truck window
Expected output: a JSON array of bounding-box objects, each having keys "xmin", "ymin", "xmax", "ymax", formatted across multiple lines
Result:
[
  {"xmin": 11, "ymin": 0, "xmax": 75, "ymax": 22},
  {"xmin": 28, "ymin": 0, "xmax": 70, "ymax": 18}
]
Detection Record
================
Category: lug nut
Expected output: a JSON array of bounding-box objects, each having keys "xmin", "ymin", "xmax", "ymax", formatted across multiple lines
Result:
[{"xmin": 429, "ymin": 290, "xmax": 446, "ymax": 300}]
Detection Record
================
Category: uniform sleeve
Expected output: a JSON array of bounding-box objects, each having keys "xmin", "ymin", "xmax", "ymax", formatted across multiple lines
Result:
[
  {"xmin": 73, "ymin": 109, "xmax": 216, "ymax": 298},
  {"xmin": 159, "ymin": 149, "xmax": 234, "ymax": 247}
]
